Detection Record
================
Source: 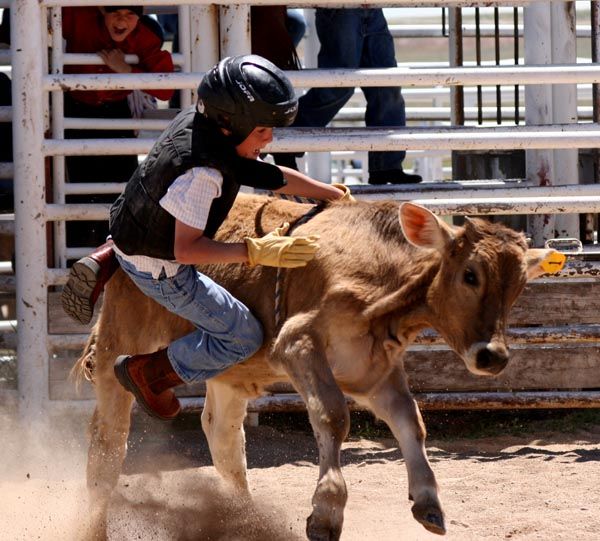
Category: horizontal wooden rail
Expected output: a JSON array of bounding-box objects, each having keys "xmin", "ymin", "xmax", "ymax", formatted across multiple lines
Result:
[
  {"xmin": 32, "ymin": 389, "xmax": 600, "ymax": 417},
  {"xmin": 177, "ymin": 391, "xmax": 600, "ymax": 413},
  {"xmin": 43, "ymin": 324, "xmax": 600, "ymax": 351}
]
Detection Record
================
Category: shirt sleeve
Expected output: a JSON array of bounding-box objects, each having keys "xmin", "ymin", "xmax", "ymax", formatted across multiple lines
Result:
[
  {"xmin": 133, "ymin": 26, "xmax": 175, "ymax": 101},
  {"xmin": 159, "ymin": 167, "xmax": 223, "ymax": 232}
]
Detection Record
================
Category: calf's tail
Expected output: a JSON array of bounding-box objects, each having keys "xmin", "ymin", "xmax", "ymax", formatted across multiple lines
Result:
[{"xmin": 70, "ymin": 326, "xmax": 98, "ymax": 390}]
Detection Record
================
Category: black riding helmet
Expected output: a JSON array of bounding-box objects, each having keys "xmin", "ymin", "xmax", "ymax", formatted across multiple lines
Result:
[{"xmin": 197, "ymin": 55, "xmax": 298, "ymax": 144}]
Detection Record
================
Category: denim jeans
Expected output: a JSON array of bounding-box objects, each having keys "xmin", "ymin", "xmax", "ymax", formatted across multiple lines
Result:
[
  {"xmin": 294, "ymin": 8, "xmax": 406, "ymax": 172},
  {"xmin": 117, "ymin": 256, "xmax": 264, "ymax": 383},
  {"xmin": 286, "ymin": 8, "xmax": 307, "ymax": 48}
]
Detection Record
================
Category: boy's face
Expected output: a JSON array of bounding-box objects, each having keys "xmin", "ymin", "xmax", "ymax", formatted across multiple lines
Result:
[
  {"xmin": 101, "ymin": 8, "xmax": 140, "ymax": 42},
  {"xmin": 235, "ymin": 127, "xmax": 274, "ymax": 160}
]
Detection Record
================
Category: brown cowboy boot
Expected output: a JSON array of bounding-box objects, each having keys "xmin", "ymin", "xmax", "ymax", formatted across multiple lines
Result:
[
  {"xmin": 61, "ymin": 239, "xmax": 119, "ymax": 325},
  {"xmin": 113, "ymin": 348, "xmax": 184, "ymax": 421}
]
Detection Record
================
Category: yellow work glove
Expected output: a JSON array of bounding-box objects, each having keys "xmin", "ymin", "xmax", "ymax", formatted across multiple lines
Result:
[
  {"xmin": 332, "ymin": 183, "xmax": 356, "ymax": 203},
  {"xmin": 245, "ymin": 223, "xmax": 320, "ymax": 268}
]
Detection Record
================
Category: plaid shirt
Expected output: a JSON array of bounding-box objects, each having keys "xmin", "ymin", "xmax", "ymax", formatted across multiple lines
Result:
[{"xmin": 114, "ymin": 166, "xmax": 223, "ymax": 277}]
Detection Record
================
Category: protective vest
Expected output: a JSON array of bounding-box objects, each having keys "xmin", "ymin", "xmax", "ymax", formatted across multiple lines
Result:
[{"xmin": 109, "ymin": 107, "xmax": 286, "ymax": 260}]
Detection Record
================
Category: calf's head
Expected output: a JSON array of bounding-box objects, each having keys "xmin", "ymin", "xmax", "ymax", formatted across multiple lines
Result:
[{"xmin": 399, "ymin": 203, "xmax": 559, "ymax": 376}]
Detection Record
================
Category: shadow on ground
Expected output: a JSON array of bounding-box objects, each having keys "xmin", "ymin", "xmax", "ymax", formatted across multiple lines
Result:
[{"xmin": 123, "ymin": 409, "xmax": 600, "ymax": 476}]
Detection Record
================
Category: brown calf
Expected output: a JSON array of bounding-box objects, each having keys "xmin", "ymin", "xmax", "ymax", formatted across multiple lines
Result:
[{"xmin": 75, "ymin": 194, "xmax": 554, "ymax": 540}]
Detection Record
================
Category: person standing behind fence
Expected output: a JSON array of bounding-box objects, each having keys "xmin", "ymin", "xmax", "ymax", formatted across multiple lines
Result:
[
  {"xmin": 62, "ymin": 6, "xmax": 174, "ymax": 248},
  {"xmin": 274, "ymin": 8, "xmax": 422, "ymax": 185}
]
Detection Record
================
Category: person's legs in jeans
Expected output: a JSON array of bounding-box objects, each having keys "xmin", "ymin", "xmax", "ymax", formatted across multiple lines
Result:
[
  {"xmin": 118, "ymin": 258, "xmax": 264, "ymax": 383},
  {"xmin": 286, "ymin": 8, "xmax": 307, "ymax": 48},
  {"xmin": 360, "ymin": 9, "xmax": 421, "ymax": 183},
  {"xmin": 273, "ymin": 9, "xmax": 362, "ymax": 169},
  {"xmin": 295, "ymin": 8, "xmax": 363, "ymax": 127}
]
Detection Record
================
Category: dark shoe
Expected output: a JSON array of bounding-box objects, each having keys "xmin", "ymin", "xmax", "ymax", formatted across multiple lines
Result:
[
  {"xmin": 114, "ymin": 348, "xmax": 183, "ymax": 420},
  {"xmin": 368, "ymin": 169, "xmax": 423, "ymax": 185},
  {"xmin": 61, "ymin": 240, "xmax": 119, "ymax": 325}
]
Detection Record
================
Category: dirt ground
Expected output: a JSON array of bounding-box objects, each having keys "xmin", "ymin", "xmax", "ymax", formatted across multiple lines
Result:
[{"xmin": 1, "ymin": 410, "xmax": 600, "ymax": 541}]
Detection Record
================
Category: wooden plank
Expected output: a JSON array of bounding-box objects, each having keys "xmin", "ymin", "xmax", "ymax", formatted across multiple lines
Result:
[
  {"xmin": 48, "ymin": 291, "xmax": 101, "ymax": 335},
  {"xmin": 50, "ymin": 343, "xmax": 600, "ymax": 401},
  {"xmin": 404, "ymin": 344, "xmax": 600, "ymax": 392},
  {"xmin": 264, "ymin": 345, "xmax": 600, "ymax": 393},
  {"xmin": 510, "ymin": 281, "xmax": 600, "ymax": 325},
  {"xmin": 179, "ymin": 390, "xmax": 600, "ymax": 413},
  {"xmin": 49, "ymin": 350, "xmax": 94, "ymax": 401},
  {"xmin": 47, "ymin": 280, "xmax": 600, "ymax": 336}
]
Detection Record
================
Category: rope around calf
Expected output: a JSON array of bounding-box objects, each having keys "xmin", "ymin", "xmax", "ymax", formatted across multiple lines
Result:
[{"xmin": 267, "ymin": 192, "xmax": 324, "ymax": 330}]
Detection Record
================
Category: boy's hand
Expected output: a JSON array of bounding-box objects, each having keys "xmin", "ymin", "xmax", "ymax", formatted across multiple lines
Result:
[
  {"xmin": 98, "ymin": 49, "xmax": 132, "ymax": 73},
  {"xmin": 245, "ymin": 223, "xmax": 320, "ymax": 268}
]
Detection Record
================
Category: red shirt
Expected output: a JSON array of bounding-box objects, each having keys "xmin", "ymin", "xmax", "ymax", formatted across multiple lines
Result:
[{"xmin": 62, "ymin": 7, "xmax": 174, "ymax": 106}]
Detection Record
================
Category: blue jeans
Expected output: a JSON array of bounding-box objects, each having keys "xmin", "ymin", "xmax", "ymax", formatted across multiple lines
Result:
[
  {"xmin": 295, "ymin": 8, "xmax": 406, "ymax": 172},
  {"xmin": 286, "ymin": 9, "xmax": 307, "ymax": 48},
  {"xmin": 117, "ymin": 256, "xmax": 264, "ymax": 383}
]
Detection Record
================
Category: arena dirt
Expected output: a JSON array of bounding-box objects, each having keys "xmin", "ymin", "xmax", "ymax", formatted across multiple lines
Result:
[{"xmin": 1, "ymin": 411, "xmax": 600, "ymax": 540}]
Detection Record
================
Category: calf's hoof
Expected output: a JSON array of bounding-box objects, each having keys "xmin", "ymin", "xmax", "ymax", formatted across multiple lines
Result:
[
  {"xmin": 306, "ymin": 512, "xmax": 342, "ymax": 541},
  {"xmin": 411, "ymin": 501, "xmax": 446, "ymax": 535}
]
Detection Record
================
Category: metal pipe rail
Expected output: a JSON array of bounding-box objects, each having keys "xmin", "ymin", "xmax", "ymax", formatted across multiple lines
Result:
[
  {"xmin": 388, "ymin": 24, "xmax": 595, "ymax": 39},
  {"xmin": 43, "ymin": 64, "xmax": 600, "ymax": 91},
  {"xmin": 63, "ymin": 52, "xmax": 185, "ymax": 68},
  {"xmin": 41, "ymin": 195, "xmax": 600, "ymax": 220},
  {"xmin": 42, "ymin": 0, "xmax": 569, "ymax": 7},
  {"xmin": 40, "ymin": 124, "xmax": 600, "ymax": 156},
  {"xmin": 8, "ymin": 86, "xmax": 600, "ymax": 127},
  {"xmin": 38, "ymin": 193, "xmax": 600, "ymax": 223},
  {"xmin": 63, "ymin": 117, "xmax": 171, "ymax": 131}
]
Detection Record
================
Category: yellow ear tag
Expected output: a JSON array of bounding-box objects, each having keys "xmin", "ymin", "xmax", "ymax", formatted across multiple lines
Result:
[{"xmin": 540, "ymin": 251, "xmax": 566, "ymax": 274}]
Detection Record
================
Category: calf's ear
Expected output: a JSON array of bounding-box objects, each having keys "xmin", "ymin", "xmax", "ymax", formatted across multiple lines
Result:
[
  {"xmin": 399, "ymin": 202, "xmax": 454, "ymax": 251},
  {"xmin": 525, "ymin": 248, "xmax": 566, "ymax": 280}
]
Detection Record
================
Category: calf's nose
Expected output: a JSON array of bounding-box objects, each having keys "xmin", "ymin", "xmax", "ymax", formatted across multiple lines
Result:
[{"xmin": 475, "ymin": 342, "xmax": 509, "ymax": 375}]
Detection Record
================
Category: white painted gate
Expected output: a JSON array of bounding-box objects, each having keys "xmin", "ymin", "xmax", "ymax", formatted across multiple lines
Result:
[{"xmin": 6, "ymin": 0, "xmax": 600, "ymax": 422}]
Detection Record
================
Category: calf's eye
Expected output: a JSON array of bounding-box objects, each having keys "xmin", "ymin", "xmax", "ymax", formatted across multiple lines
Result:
[{"xmin": 464, "ymin": 268, "xmax": 478, "ymax": 286}]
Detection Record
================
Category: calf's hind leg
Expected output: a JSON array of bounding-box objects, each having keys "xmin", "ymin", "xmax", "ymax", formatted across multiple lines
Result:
[
  {"xmin": 365, "ymin": 343, "xmax": 445, "ymax": 535},
  {"xmin": 273, "ymin": 314, "xmax": 350, "ymax": 541},
  {"xmin": 85, "ymin": 357, "xmax": 134, "ymax": 539}
]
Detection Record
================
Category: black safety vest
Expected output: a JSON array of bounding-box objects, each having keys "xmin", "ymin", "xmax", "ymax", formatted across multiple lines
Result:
[{"xmin": 109, "ymin": 107, "xmax": 286, "ymax": 260}]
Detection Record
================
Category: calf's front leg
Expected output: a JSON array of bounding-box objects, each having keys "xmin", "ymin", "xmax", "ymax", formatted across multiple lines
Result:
[
  {"xmin": 365, "ymin": 341, "xmax": 445, "ymax": 535},
  {"xmin": 273, "ymin": 314, "xmax": 350, "ymax": 541}
]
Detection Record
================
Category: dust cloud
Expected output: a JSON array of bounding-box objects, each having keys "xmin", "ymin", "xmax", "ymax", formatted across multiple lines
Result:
[{"xmin": 0, "ymin": 412, "xmax": 301, "ymax": 541}]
